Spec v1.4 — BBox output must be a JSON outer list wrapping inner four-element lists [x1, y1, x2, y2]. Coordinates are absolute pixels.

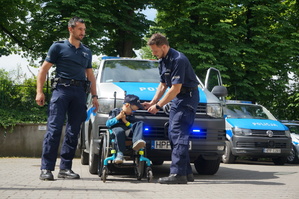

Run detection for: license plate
[[263, 148, 281, 153], [151, 140, 192, 150]]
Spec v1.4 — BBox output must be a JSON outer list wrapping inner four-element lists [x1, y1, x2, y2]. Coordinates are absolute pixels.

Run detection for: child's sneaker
[[132, 140, 146, 151], [114, 152, 124, 164]]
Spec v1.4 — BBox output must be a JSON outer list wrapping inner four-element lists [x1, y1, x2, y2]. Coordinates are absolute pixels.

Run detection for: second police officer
[[144, 33, 199, 184]]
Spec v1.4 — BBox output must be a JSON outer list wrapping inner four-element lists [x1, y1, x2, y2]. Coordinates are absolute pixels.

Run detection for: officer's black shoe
[[57, 169, 80, 179], [158, 174, 187, 184], [187, 173, 194, 182], [40, 169, 54, 181]]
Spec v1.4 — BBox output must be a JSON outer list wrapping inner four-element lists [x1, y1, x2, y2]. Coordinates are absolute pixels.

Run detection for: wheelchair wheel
[[135, 155, 145, 181], [101, 166, 108, 183], [99, 133, 109, 177], [146, 167, 153, 182], [96, 135, 103, 177]]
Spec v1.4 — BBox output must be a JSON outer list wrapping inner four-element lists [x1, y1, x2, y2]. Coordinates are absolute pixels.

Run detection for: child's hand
[[120, 111, 126, 118], [116, 111, 126, 120], [120, 111, 126, 119]]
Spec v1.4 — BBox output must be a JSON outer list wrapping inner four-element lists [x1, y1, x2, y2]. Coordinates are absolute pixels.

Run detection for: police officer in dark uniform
[[144, 33, 199, 184], [35, 17, 99, 181]]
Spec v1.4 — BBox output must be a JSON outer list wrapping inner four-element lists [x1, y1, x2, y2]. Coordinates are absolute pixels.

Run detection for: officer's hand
[[92, 98, 99, 112], [147, 105, 159, 115], [142, 102, 152, 110], [35, 92, 45, 106]]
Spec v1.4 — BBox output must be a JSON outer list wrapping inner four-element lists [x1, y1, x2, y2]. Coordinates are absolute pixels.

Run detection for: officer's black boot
[[58, 169, 80, 179], [40, 169, 54, 181], [158, 174, 187, 184]]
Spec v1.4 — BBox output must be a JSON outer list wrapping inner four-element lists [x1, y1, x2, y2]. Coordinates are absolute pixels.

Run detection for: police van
[[222, 100, 292, 165], [79, 57, 228, 175]]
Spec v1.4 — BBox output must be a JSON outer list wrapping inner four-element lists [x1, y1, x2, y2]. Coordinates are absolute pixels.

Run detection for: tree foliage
[[1, 0, 155, 62], [152, 0, 299, 120], [0, 0, 41, 57], [0, 69, 48, 129]]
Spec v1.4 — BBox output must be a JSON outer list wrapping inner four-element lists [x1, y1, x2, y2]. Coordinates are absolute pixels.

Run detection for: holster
[[50, 78, 59, 91], [84, 80, 91, 94]]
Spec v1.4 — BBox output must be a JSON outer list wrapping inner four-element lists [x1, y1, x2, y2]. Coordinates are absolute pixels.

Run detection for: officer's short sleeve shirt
[[45, 40, 92, 81], [159, 48, 199, 88]]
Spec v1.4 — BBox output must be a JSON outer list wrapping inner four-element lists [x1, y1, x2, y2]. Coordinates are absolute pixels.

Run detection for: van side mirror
[[211, 85, 228, 98]]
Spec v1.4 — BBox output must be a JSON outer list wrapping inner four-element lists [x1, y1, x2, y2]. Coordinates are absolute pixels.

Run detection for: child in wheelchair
[[106, 94, 146, 164]]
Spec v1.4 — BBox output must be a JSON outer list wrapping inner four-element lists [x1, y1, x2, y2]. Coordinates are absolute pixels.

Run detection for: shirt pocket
[[81, 52, 90, 68], [163, 69, 172, 87]]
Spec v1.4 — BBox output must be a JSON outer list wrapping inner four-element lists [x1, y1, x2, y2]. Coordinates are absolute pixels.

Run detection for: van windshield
[[101, 60, 160, 83], [285, 125, 299, 135], [224, 104, 276, 120]]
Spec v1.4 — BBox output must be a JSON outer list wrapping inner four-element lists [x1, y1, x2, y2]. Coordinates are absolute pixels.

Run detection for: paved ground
[[0, 157, 298, 199]]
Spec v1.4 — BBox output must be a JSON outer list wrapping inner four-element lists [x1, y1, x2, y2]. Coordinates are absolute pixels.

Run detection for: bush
[[0, 69, 49, 130]]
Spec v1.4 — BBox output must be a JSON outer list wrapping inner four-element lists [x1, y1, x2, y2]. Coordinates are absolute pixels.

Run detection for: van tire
[[272, 156, 287, 165], [152, 160, 164, 165], [89, 137, 99, 174], [222, 141, 236, 164], [194, 156, 221, 175], [81, 150, 89, 165], [287, 146, 299, 164]]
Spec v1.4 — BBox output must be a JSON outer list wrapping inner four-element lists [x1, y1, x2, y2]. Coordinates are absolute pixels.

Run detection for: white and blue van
[[280, 121, 299, 164], [223, 100, 292, 165], [80, 57, 228, 175]]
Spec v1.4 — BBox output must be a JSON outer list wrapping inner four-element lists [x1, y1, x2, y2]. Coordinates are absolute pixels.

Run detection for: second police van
[[222, 100, 292, 165]]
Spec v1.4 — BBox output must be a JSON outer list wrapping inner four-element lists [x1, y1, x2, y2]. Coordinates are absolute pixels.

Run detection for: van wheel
[[152, 160, 164, 165], [89, 137, 99, 174], [194, 156, 221, 175], [272, 156, 287, 165], [81, 149, 89, 165], [287, 146, 299, 164], [222, 141, 236, 164]]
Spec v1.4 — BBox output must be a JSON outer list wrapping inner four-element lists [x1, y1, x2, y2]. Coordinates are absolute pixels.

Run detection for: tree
[[0, 0, 155, 61], [98, 0, 155, 57], [0, 0, 41, 57], [152, 0, 299, 119]]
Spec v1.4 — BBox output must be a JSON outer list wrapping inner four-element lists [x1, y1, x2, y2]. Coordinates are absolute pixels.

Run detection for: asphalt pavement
[[0, 157, 298, 199]]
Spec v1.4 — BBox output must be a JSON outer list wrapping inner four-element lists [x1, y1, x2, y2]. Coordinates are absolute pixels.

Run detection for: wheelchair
[[98, 129, 153, 183]]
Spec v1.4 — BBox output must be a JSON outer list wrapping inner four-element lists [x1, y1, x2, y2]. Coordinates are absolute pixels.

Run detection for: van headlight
[[98, 98, 123, 113], [233, 127, 253, 136], [206, 103, 222, 118], [285, 130, 291, 138]]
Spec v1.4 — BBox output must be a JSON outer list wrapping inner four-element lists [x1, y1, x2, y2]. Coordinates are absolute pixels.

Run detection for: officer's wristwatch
[[92, 95, 98, 99], [155, 104, 162, 110]]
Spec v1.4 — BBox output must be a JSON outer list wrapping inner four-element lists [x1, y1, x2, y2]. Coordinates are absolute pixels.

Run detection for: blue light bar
[[143, 127, 151, 135], [192, 129, 201, 133], [101, 56, 120, 60], [226, 100, 252, 104]]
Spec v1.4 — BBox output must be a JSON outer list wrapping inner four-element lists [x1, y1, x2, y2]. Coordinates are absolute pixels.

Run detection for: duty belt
[[56, 78, 85, 87], [180, 86, 198, 94]]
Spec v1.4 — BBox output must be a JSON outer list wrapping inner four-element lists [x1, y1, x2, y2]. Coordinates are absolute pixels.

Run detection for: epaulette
[[82, 44, 90, 49], [54, 40, 65, 43]]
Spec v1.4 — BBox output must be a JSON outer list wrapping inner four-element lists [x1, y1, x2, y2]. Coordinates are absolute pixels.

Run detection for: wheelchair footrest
[[113, 163, 137, 168]]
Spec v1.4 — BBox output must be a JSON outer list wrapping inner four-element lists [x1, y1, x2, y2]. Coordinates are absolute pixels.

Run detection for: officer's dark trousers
[[41, 85, 87, 171], [168, 89, 199, 176], [112, 121, 144, 153]]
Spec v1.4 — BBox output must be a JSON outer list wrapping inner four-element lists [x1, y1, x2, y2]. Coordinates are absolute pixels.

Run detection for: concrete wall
[[0, 124, 79, 157]]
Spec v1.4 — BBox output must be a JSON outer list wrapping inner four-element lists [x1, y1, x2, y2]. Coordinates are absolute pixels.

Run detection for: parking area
[[0, 158, 298, 199]]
